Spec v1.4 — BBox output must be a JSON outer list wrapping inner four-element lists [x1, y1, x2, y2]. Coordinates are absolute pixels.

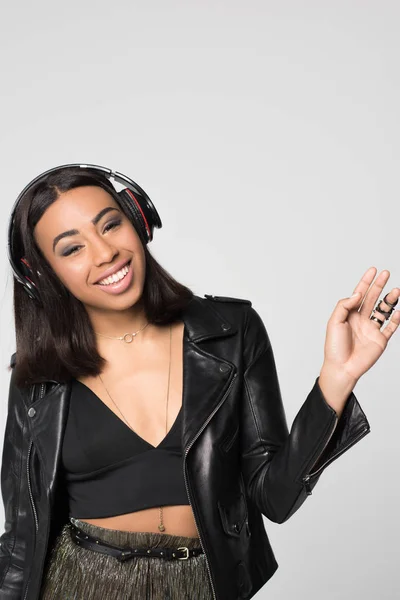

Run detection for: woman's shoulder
[[201, 294, 255, 334]]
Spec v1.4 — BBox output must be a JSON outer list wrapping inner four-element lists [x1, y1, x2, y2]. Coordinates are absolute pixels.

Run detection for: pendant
[[158, 524, 166, 532], [123, 333, 136, 343]]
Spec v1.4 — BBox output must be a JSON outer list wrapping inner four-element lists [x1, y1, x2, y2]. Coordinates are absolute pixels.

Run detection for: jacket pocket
[[220, 422, 239, 454], [217, 489, 248, 537]]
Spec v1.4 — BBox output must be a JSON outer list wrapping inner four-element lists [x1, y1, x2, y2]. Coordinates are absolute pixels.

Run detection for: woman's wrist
[[318, 363, 358, 419]]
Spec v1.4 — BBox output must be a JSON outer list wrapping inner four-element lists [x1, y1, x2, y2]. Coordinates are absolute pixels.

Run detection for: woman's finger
[[350, 266, 378, 306], [328, 266, 378, 327], [358, 269, 391, 317], [329, 292, 363, 327], [381, 310, 400, 341]]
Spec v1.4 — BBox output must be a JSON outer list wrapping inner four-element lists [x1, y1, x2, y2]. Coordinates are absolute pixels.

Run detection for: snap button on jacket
[[0, 295, 371, 600]]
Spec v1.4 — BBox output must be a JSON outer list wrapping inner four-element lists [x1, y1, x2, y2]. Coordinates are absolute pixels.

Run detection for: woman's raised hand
[[322, 266, 400, 384]]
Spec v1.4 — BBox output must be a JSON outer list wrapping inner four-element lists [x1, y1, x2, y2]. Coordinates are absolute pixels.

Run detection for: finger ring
[[369, 292, 398, 325], [382, 292, 398, 309], [372, 304, 392, 319], [370, 315, 385, 327]]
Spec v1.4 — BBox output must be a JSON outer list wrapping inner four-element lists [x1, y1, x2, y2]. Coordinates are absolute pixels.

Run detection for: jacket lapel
[[24, 295, 238, 488], [180, 296, 238, 450]]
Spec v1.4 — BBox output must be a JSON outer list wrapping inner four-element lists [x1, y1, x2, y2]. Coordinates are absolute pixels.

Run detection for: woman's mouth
[[95, 260, 134, 295]]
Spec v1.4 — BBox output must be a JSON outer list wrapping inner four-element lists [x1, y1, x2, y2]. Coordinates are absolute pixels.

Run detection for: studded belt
[[69, 522, 204, 561]]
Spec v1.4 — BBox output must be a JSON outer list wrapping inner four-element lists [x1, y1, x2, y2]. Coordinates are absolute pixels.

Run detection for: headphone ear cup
[[117, 188, 150, 244], [20, 257, 35, 282], [117, 187, 162, 244], [18, 258, 41, 302]]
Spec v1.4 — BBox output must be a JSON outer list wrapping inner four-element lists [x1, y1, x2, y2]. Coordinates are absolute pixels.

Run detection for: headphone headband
[[7, 162, 162, 304]]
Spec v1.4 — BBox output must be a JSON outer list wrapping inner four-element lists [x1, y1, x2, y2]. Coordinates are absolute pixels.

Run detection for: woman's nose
[[91, 236, 118, 265]]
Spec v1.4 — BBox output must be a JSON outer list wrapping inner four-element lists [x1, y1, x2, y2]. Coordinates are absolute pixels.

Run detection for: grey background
[[1, 1, 399, 598]]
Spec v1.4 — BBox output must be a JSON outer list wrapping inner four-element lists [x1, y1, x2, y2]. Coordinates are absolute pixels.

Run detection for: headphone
[[7, 163, 162, 304]]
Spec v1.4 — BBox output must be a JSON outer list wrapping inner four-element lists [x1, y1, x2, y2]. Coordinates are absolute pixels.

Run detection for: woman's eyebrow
[[52, 207, 121, 252]]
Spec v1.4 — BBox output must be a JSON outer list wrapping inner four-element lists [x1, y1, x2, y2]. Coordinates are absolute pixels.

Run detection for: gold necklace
[[94, 321, 150, 343], [97, 323, 172, 533]]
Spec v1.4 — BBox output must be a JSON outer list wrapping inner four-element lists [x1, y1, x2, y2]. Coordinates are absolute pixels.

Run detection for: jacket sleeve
[[240, 305, 371, 524], [0, 354, 29, 598]]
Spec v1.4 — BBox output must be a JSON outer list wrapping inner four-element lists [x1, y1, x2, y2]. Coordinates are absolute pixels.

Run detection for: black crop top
[[61, 378, 190, 519]]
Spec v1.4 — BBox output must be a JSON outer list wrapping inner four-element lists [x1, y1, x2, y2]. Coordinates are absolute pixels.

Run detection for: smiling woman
[[5, 165, 395, 600], [8, 167, 194, 387], [29, 181, 199, 540], [33, 185, 147, 312], [3, 165, 215, 600]]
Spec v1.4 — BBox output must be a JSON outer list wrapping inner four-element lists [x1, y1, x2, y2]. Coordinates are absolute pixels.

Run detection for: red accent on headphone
[[21, 257, 31, 268], [124, 188, 151, 240]]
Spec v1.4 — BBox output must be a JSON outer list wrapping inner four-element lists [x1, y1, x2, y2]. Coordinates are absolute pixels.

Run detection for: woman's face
[[33, 185, 146, 314]]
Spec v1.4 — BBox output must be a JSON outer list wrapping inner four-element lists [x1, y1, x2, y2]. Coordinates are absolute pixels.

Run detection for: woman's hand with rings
[[322, 266, 400, 385]]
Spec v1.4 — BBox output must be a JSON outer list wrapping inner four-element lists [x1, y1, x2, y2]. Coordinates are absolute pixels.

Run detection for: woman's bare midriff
[[77, 320, 199, 539], [79, 506, 199, 537]]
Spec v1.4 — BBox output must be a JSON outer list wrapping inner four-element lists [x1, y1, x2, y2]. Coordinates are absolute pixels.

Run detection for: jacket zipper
[[302, 422, 370, 495], [23, 382, 45, 600], [183, 371, 237, 600], [26, 441, 40, 532], [304, 415, 338, 485]]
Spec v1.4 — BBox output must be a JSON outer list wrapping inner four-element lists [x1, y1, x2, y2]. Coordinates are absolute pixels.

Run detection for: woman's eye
[[62, 246, 80, 257], [61, 220, 122, 257], [103, 219, 121, 233]]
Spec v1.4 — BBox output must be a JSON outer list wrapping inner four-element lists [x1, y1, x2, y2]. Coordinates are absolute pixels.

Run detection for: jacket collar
[[25, 295, 240, 486], [180, 295, 239, 449], [183, 294, 237, 341]]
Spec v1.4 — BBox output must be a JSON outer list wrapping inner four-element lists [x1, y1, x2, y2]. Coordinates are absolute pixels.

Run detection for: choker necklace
[[94, 321, 150, 343]]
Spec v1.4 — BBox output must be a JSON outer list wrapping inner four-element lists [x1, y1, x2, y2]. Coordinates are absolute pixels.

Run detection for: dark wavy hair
[[8, 167, 194, 389]]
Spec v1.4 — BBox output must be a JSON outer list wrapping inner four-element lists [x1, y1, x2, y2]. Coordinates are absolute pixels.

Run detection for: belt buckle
[[177, 546, 189, 560]]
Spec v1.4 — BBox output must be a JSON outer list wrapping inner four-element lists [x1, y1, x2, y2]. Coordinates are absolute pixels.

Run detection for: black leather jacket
[[0, 294, 371, 600]]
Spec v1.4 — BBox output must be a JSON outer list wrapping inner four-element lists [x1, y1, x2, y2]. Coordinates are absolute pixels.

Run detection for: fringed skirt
[[39, 517, 214, 600]]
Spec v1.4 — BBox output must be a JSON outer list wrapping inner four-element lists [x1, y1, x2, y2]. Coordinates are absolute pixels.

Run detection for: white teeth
[[98, 263, 130, 286]]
